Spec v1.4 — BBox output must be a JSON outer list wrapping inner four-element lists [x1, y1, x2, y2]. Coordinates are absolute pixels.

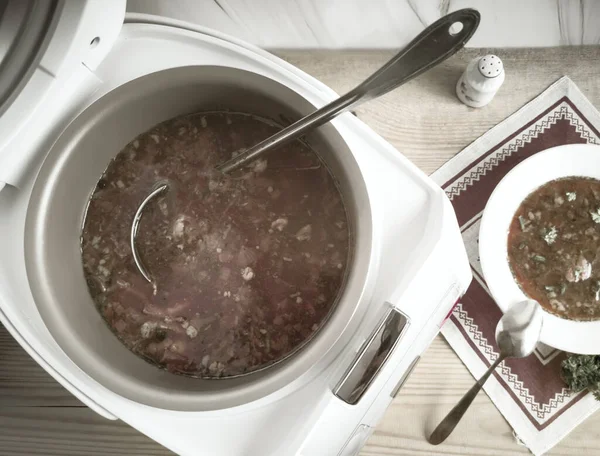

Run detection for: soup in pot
[[81, 111, 350, 378], [507, 176, 600, 321]]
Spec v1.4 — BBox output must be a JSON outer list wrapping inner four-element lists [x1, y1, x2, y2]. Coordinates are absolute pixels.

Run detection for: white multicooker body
[[0, 2, 471, 455]]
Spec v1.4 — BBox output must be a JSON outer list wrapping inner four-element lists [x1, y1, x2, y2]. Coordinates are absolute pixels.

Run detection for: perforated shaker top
[[477, 54, 503, 78]]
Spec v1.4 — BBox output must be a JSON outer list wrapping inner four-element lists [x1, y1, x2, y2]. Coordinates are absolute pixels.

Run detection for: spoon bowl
[[496, 299, 544, 358]]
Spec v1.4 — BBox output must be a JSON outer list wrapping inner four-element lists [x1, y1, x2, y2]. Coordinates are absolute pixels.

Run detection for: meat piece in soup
[[80, 112, 351, 378], [507, 176, 600, 320]]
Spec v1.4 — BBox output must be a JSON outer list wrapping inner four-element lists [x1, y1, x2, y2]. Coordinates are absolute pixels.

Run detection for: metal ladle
[[130, 183, 169, 283], [130, 8, 480, 284], [428, 299, 544, 445], [216, 8, 480, 174]]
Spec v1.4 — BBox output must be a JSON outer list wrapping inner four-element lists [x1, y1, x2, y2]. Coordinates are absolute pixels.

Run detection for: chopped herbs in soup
[[507, 177, 600, 321], [81, 112, 350, 378]]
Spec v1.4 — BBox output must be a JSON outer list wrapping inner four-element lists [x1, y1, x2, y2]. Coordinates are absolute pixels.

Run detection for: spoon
[[428, 299, 543, 445], [216, 8, 480, 174]]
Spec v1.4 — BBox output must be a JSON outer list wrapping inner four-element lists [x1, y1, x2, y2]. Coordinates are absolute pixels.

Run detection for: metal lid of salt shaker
[[456, 54, 505, 108]]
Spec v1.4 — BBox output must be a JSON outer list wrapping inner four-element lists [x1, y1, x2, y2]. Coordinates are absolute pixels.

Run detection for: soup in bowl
[[480, 144, 600, 354]]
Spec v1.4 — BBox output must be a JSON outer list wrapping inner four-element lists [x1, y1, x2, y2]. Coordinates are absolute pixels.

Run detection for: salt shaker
[[456, 54, 505, 108]]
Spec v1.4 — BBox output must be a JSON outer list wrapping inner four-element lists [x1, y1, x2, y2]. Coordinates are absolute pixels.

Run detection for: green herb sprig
[[561, 354, 600, 400]]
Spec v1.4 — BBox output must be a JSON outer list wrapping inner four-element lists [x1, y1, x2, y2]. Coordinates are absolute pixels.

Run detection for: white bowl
[[479, 144, 600, 354]]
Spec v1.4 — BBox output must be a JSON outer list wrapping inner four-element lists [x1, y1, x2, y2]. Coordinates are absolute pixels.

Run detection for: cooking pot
[[24, 65, 373, 411]]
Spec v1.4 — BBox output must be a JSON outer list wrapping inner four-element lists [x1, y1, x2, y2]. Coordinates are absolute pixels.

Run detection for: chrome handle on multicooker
[[334, 307, 409, 405]]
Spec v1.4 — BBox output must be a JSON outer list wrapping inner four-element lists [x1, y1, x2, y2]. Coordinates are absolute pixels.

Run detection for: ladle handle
[[216, 8, 480, 174], [428, 354, 506, 446]]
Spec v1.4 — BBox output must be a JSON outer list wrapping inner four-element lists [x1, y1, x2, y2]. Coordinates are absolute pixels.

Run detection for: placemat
[[432, 76, 600, 456]]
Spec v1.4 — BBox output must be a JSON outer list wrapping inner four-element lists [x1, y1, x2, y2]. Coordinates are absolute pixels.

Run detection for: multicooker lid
[[0, 0, 125, 185]]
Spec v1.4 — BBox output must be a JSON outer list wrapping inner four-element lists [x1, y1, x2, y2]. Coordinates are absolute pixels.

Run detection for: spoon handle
[[428, 354, 506, 446], [216, 8, 480, 174]]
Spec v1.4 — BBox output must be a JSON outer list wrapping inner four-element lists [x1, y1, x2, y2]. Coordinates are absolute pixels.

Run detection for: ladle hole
[[449, 22, 464, 36]]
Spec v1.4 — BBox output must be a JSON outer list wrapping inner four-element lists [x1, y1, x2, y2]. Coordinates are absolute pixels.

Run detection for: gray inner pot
[[25, 66, 372, 411]]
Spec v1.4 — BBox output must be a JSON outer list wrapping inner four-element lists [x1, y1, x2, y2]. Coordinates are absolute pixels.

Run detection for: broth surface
[[81, 112, 350, 377], [507, 176, 600, 320]]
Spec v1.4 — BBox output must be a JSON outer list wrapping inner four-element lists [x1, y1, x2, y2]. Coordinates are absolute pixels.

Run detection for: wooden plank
[[0, 324, 82, 407], [1, 47, 599, 455], [0, 408, 172, 455], [280, 47, 600, 175]]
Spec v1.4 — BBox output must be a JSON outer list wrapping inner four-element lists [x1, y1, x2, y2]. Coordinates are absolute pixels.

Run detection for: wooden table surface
[[3, 47, 600, 456]]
